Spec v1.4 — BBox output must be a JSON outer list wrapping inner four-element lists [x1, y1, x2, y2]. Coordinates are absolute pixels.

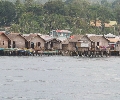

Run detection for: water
[[0, 56, 120, 100]]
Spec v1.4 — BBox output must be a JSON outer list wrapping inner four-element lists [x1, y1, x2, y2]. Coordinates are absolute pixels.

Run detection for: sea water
[[0, 56, 120, 100]]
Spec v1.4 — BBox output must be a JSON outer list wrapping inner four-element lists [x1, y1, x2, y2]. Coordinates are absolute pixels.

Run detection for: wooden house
[[107, 37, 120, 51], [78, 35, 92, 51], [7, 33, 28, 49], [62, 35, 83, 51], [45, 38, 62, 50], [62, 39, 69, 51], [24, 34, 45, 50], [0, 32, 11, 48], [88, 35, 109, 51]]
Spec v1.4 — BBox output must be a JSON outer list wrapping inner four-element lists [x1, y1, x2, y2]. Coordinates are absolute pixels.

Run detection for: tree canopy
[[0, 0, 120, 35]]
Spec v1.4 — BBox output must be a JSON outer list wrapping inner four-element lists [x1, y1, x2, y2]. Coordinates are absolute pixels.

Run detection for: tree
[[115, 7, 120, 24], [101, 0, 108, 5], [98, 6, 113, 33], [15, 0, 21, 6], [43, 0, 65, 15], [113, 0, 120, 24], [10, 23, 20, 33], [0, 0, 119, 34], [15, 0, 26, 24], [0, 1, 16, 26], [19, 12, 40, 34], [26, 4, 44, 16], [24, 0, 34, 7]]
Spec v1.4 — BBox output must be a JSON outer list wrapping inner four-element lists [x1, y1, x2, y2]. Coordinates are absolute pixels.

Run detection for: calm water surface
[[0, 56, 120, 100]]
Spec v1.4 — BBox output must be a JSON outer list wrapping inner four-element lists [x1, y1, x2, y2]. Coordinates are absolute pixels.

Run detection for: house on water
[[87, 35, 109, 51], [0, 32, 11, 48], [79, 35, 92, 51], [62, 35, 84, 51], [24, 33, 45, 50], [7, 33, 28, 49]]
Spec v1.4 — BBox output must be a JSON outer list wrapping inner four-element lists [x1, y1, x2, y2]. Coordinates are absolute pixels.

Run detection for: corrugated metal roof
[[107, 38, 120, 43], [104, 33, 116, 38], [109, 21, 117, 26], [55, 30, 72, 33]]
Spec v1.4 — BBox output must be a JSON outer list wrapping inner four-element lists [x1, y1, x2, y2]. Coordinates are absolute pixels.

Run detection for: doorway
[[31, 42, 34, 49], [13, 41, 16, 48]]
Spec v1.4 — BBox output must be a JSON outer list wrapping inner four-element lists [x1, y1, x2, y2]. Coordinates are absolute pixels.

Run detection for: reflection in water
[[0, 56, 120, 100]]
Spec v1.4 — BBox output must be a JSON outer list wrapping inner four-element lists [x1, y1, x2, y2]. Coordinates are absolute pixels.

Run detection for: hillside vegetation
[[0, 0, 120, 35], [3, 0, 115, 4]]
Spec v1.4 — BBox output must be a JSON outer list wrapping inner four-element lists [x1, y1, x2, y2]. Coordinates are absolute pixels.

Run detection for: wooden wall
[[0, 34, 9, 48]]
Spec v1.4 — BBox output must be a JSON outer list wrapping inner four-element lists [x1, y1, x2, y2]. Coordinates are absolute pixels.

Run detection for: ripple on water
[[0, 56, 120, 100]]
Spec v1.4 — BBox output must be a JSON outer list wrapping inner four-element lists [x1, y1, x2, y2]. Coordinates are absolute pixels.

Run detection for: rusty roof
[[62, 35, 84, 44], [69, 35, 84, 42], [56, 30, 72, 33], [24, 33, 45, 41], [88, 35, 108, 42], [7, 33, 26, 40]]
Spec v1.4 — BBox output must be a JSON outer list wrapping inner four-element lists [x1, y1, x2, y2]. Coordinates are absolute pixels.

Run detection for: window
[[97, 42, 99, 46], [91, 42, 94, 45], [13, 41, 16, 48], [38, 42, 41, 46], [3, 41, 4, 45], [31, 42, 34, 49], [13, 41, 15, 44]]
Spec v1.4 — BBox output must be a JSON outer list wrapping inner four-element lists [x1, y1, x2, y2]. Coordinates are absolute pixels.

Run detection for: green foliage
[[10, 23, 20, 33], [26, 5, 44, 16], [43, 0, 65, 15], [0, 0, 120, 35], [0, 1, 16, 26], [113, 2, 120, 24]]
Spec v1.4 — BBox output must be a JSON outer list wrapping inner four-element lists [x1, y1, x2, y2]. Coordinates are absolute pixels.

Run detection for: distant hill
[[89, 0, 115, 3], [2, 0, 49, 4], [2, 0, 48, 4], [3, 0, 115, 4]]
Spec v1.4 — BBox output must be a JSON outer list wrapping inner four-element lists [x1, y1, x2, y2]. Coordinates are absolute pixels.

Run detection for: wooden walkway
[[0, 48, 62, 56], [0, 48, 120, 57], [61, 50, 120, 57]]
